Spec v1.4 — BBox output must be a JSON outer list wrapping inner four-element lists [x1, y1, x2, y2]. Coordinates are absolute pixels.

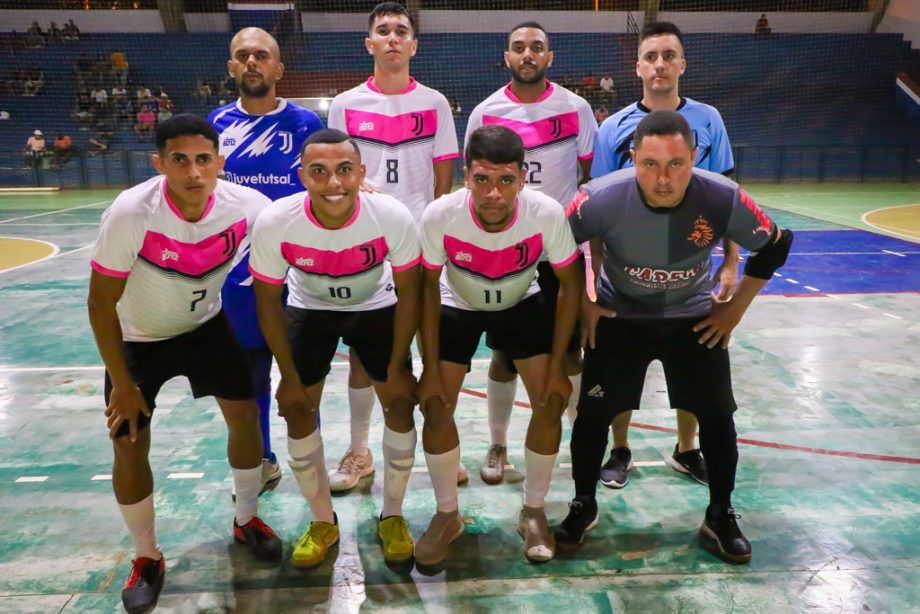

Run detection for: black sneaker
[[700, 507, 752, 564], [599, 447, 633, 488], [121, 555, 165, 614], [554, 497, 598, 546], [234, 516, 283, 562], [669, 444, 708, 485]]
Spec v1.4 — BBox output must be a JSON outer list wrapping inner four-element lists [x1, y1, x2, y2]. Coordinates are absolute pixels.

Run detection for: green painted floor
[[0, 186, 918, 613]]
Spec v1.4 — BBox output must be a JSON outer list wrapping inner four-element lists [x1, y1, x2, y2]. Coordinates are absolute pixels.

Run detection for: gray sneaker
[[480, 444, 507, 485], [599, 447, 633, 489]]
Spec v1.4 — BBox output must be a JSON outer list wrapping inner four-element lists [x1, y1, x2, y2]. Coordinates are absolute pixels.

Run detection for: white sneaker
[[231, 458, 282, 501], [329, 448, 375, 492]]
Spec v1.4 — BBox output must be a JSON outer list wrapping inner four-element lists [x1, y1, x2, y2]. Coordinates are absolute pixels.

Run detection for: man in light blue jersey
[[209, 27, 324, 496], [590, 21, 739, 491]]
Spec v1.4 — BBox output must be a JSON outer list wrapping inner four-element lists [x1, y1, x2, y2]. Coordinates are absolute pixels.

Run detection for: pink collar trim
[[366, 76, 417, 95], [467, 191, 518, 232], [504, 80, 554, 104], [304, 194, 361, 230], [162, 179, 215, 223]]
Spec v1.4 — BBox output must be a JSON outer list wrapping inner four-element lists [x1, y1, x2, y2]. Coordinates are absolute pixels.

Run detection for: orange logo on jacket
[[687, 215, 714, 248]]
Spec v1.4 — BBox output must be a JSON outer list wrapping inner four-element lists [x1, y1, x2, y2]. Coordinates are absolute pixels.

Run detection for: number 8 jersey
[[248, 191, 420, 311], [90, 176, 270, 341]]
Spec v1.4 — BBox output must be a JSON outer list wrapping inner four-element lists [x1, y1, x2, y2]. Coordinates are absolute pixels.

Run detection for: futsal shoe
[[554, 497, 598, 547], [599, 446, 633, 488], [415, 509, 465, 566], [291, 515, 340, 568], [233, 516, 283, 562], [377, 515, 414, 564], [457, 461, 469, 485], [231, 458, 283, 502], [517, 506, 555, 562], [669, 445, 708, 485], [480, 444, 508, 485], [329, 448, 375, 492], [699, 506, 752, 564], [121, 555, 165, 614]]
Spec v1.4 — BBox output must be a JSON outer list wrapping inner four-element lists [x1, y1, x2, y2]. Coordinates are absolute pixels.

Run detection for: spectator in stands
[[156, 105, 174, 125], [158, 93, 174, 112], [0, 110, 10, 121], [25, 129, 46, 168], [450, 97, 462, 115], [156, 83, 169, 99], [88, 127, 111, 156], [594, 106, 610, 125], [48, 22, 61, 41], [23, 76, 39, 97], [112, 84, 128, 101], [755, 14, 772, 36], [218, 76, 236, 101], [136, 84, 153, 102], [111, 50, 129, 85], [62, 20, 80, 42], [193, 79, 213, 102], [599, 73, 613, 94], [26, 23, 43, 49], [599, 72, 617, 107], [134, 106, 156, 139], [582, 73, 599, 93], [53, 132, 74, 168], [91, 86, 109, 111]]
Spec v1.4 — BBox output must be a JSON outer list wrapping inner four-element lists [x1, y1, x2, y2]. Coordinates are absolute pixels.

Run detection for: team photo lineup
[[83, 3, 798, 611]]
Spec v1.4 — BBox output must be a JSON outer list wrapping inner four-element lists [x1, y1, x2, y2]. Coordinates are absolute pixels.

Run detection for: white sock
[[348, 386, 376, 453], [425, 446, 460, 513], [487, 378, 516, 447], [231, 465, 261, 525], [381, 426, 417, 518], [566, 373, 581, 427], [118, 494, 159, 560], [522, 447, 557, 509], [288, 431, 335, 523]]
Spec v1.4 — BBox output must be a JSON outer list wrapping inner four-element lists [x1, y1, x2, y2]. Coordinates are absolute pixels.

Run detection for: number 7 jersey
[[90, 176, 270, 341]]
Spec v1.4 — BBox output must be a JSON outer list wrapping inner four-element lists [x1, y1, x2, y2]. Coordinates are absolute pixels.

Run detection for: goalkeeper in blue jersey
[[590, 21, 741, 492], [209, 27, 324, 496]]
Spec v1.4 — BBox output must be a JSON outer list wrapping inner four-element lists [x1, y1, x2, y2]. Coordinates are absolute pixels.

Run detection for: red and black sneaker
[[233, 516, 282, 562], [121, 556, 165, 614]]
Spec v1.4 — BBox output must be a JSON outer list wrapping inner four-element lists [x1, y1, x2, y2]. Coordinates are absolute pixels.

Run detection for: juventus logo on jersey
[[411, 113, 424, 136], [359, 243, 377, 267], [220, 228, 238, 256], [279, 131, 293, 155], [549, 117, 562, 139], [514, 242, 530, 268]]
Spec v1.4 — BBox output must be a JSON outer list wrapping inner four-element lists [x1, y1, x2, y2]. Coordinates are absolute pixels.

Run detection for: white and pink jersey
[[327, 77, 459, 220], [465, 81, 596, 206], [249, 191, 420, 312], [420, 187, 578, 311], [91, 176, 269, 342]]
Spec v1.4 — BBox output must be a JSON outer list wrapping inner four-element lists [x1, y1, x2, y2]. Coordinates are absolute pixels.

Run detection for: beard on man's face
[[239, 77, 272, 98]]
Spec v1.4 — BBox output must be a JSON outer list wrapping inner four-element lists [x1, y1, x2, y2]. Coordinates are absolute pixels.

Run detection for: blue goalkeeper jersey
[[209, 98, 323, 348], [591, 97, 734, 178]]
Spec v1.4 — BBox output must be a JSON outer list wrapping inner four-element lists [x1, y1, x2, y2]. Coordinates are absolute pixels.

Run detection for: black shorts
[[105, 312, 254, 438], [488, 258, 583, 372], [287, 304, 396, 386], [578, 317, 737, 417], [440, 293, 553, 366]]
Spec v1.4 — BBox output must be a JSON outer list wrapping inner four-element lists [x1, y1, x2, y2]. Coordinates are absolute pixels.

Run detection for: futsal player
[[591, 21, 740, 489], [87, 116, 282, 614], [250, 129, 422, 567], [209, 27, 324, 497], [415, 125, 583, 565], [325, 1, 460, 492], [465, 21, 596, 485], [557, 110, 793, 564]]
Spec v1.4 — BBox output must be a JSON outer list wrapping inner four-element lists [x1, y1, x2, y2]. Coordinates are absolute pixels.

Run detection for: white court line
[[786, 279, 799, 284], [15, 476, 49, 483], [0, 242, 95, 277], [0, 200, 111, 225], [789, 251, 920, 256], [91, 474, 112, 481], [851, 303, 870, 310], [0, 236, 60, 275], [167, 472, 204, 479], [882, 250, 906, 257], [882, 313, 904, 320], [774, 273, 783, 277], [804, 286, 821, 292], [860, 205, 920, 244]]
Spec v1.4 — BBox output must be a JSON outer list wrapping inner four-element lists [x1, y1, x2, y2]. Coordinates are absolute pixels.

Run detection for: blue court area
[[750, 228, 919, 296]]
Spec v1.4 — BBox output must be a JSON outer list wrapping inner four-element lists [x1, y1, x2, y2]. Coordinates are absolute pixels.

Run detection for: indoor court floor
[[0, 183, 918, 613]]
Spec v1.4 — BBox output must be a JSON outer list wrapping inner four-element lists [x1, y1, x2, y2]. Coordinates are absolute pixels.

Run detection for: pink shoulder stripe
[[249, 266, 285, 285], [432, 153, 459, 163], [551, 250, 580, 269], [392, 255, 422, 272], [91, 260, 130, 278]]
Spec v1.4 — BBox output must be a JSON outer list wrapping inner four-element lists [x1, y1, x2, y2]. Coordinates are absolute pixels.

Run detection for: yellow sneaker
[[377, 515, 414, 563], [291, 515, 339, 568]]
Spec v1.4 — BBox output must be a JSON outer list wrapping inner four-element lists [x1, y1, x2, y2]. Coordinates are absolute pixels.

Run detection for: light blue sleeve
[[590, 119, 616, 179], [707, 108, 734, 175]]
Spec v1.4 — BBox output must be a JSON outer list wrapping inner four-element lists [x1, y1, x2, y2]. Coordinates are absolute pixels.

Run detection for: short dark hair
[[465, 125, 525, 169], [301, 128, 360, 157], [368, 2, 416, 35], [639, 21, 684, 47], [155, 114, 218, 152], [508, 21, 549, 48], [633, 110, 694, 151]]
